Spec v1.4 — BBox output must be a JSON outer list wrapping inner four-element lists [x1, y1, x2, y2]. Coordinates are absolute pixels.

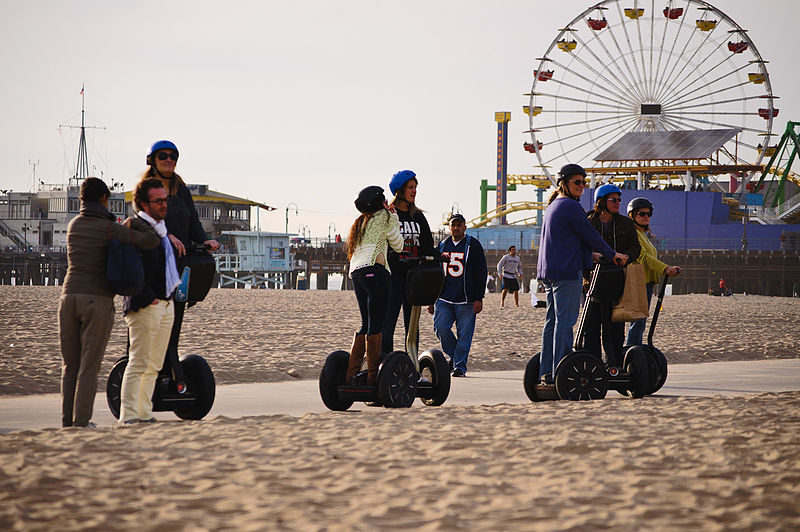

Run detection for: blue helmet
[[594, 183, 622, 203], [389, 170, 417, 196], [146, 140, 179, 165]]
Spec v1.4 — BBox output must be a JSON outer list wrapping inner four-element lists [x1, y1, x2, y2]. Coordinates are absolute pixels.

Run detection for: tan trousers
[[120, 300, 174, 422], [58, 293, 115, 427]]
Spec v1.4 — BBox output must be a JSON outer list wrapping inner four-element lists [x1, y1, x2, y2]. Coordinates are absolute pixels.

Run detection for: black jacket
[[587, 211, 641, 262], [387, 207, 436, 277], [123, 216, 172, 315], [165, 182, 208, 249]]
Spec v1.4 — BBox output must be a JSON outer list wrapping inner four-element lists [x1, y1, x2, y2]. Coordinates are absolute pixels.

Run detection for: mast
[[59, 84, 105, 189]]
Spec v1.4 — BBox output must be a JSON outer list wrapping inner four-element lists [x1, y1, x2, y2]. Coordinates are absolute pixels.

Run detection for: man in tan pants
[[119, 179, 181, 424]]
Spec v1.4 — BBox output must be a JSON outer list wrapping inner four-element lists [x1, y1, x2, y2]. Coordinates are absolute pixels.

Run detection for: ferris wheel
[[525, 0, 778, 183]]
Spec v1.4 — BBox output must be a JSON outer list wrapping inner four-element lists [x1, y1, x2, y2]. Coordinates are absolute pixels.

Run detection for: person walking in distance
[[497, 245, 523, 307], [427, 214, 487, 377], [118, 178, 181, 424]]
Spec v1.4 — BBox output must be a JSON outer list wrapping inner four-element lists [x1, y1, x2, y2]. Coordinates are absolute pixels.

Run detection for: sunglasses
[[156, 151, 178, 161], [635, 211, 652, 217], [146, 198, 168, 205], [570, 179, 586, 186], [606, 197, 622, 203]]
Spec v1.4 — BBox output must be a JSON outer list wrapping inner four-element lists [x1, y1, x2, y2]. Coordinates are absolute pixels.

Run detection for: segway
[[319, 256, 451, 410], [106, 245, 217, 420], [619, 272, 673, 396], [523, 261, 651, 401]]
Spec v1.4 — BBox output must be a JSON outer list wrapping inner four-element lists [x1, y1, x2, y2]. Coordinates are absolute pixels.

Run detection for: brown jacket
[[61, 201, 160, 297]]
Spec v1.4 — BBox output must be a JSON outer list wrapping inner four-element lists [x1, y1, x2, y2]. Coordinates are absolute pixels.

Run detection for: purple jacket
[[537, 197, 616, 280]]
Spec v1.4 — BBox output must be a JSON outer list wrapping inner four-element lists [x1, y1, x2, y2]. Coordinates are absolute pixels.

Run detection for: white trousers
[[120, 300, 174, 422]]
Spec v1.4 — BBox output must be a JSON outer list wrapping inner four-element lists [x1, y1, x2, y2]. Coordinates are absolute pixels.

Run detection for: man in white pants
[[118, 178, 181, 424]]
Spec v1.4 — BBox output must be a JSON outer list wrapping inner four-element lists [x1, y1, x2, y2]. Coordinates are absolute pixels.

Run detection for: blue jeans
[[539, 275, 582, 379], [351, 265, 390, 335], [626, 281, 655, 345], [433, 301, 476, 373]]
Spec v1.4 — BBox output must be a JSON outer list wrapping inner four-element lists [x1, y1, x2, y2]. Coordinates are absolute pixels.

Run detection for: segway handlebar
[[189, 243, 212, 252], [399, 254, 450, 264], [647, 272, 675, 347]]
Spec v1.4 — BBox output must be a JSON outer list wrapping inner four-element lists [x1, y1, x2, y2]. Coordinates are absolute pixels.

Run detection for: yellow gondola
[[748, 73, 766, 84], [523, 106, 543, 117], [624, 8, 644, 19], [696, 19, 717, 31], [557, 40, 577, 52]]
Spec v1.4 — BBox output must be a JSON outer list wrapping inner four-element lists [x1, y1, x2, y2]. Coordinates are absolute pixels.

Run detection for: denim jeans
[[626, 281, 655, 345], [539, 274, 582, 379], [433, 300, 476, 373], [351, 265, 390, 335]]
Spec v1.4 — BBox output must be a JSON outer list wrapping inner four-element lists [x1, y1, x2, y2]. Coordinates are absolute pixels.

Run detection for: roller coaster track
[[468, 201, 546, 228]]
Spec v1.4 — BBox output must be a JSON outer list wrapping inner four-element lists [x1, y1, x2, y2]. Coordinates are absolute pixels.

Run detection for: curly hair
[[133, 178, 165, 211]]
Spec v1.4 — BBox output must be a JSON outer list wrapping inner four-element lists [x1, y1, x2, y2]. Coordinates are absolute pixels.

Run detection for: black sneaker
[[452, 369, 466, 377], [539, 373, 553, 385]]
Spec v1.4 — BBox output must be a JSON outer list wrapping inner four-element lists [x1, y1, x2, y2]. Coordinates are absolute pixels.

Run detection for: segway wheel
[[623, 348, 651, 399], [106, 356, 128, 420], [648, 347, 668, 394], [378, 352, 418, 408], [418, 349, 451, 406], [319, 350, 354, 411], [555, 351, 608, 401], [174, 354, 216, 420], [523, 353, 542, 402]]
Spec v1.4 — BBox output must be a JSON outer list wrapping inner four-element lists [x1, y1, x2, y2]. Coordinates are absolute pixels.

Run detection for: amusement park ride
[[470, 0, 799, 230]]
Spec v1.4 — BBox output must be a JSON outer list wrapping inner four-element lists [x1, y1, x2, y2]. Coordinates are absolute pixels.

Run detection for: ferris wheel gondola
[[526, 0, 777, 184]]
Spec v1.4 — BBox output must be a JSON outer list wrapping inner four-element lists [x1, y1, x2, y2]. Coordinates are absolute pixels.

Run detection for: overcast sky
[[1, 0, 797, 238]]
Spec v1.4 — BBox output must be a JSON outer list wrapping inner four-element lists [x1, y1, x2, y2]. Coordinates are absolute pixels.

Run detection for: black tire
[[649, 348, 668, 394], [418, 349, 451, 406], [378, 352, 418, 408], [319, 350, 354, 411], [555, 351, 608, 401], [174, 354, 216, 420], [106, 356, 128, 420], [623, 348, 651, 399], [523, 353, 542, 402]]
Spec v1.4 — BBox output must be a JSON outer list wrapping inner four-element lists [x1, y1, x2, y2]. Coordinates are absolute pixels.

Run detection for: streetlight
[[285, 202, 298, 235], [298, 224, 310, 240], [328, 222, 336, 241]]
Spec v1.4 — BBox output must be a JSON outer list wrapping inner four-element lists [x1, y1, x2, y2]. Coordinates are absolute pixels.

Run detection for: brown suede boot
[[345, 333, 366, 383], [366, 333, 382, 387]]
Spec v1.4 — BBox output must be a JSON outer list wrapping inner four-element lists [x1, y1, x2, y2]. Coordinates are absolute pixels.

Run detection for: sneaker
[[120, 419, 139, 425], [139, 418, 157, 424], [539, 373, 553, 385], [452, 369, 466, 377]]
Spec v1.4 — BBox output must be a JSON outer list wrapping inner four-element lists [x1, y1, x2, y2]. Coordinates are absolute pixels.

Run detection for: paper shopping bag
[[612, 263, 649, 322]]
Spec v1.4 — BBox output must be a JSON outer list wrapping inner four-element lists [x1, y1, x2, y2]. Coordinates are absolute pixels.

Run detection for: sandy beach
[[1, 286, 800, 529], [0, 392, 797, 530], [1, 286, 799, 395]]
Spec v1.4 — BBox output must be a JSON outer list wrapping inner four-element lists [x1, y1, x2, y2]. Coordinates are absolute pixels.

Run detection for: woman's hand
[[665, 265, 681, 276], [592, 252, 602, 263], [203, 239, 221, 251], [168, 234, 186, 257], [613, 252, 628, 266]]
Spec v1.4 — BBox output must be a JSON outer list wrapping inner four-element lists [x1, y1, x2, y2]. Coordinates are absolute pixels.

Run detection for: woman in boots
[[346, 186, 404, 386]]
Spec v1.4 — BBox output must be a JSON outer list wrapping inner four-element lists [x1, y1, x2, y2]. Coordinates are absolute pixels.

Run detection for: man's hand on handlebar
[[613, 252, 628, 266]]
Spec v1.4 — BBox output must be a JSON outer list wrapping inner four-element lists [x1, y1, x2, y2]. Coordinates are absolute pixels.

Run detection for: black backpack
[[106, 224, 145, 296]]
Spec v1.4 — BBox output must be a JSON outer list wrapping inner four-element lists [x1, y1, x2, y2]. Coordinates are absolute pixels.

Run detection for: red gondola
[[523, 141, 543, 153], [728, 41, 748, 53], [534, 70, 554, 81], [663, 7, 683, 19], [587, 18, 608, 30], [758, 108, 779, 119]]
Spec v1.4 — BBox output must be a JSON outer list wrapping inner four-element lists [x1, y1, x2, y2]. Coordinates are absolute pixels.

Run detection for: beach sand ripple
[[0, 391, 798, 530]]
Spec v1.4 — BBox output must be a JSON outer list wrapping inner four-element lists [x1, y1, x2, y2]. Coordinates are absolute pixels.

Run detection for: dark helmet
[[557, 163, 586, 183], [389, 170, 417, 195], [355, 186, 386, 214], [627, 197, 654, 216], [146, 140, 179, 165]]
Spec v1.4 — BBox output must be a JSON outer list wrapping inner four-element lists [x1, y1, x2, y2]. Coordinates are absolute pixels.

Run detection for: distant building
[[1, 183, 273, 252]]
